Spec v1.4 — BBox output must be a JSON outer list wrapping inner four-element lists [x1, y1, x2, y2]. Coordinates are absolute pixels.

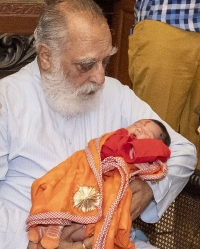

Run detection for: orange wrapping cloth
[[26, 131, 168, 249]]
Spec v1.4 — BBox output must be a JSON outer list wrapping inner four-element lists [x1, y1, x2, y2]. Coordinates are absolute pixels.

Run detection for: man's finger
[[60, 223, 84, 240]]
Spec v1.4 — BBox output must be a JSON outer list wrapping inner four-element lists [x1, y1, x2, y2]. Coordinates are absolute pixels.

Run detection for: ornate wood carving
[[190, 169, 200, 188], [190, 174, 200, 187], [0, 33, 36, 70], [0, 3, 44, 16]]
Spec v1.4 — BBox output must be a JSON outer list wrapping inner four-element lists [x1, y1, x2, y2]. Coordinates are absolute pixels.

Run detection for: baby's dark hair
[[150, 119, 171, 147]]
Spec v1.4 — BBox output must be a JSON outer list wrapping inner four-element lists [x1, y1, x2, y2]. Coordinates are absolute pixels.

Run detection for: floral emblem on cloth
[[73, 186, 101, 212]]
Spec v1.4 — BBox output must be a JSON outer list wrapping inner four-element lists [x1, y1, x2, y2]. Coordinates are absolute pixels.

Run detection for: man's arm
[[118, 83, 197, 222], [129, 179, 153, 220], [143, 131, 197, 223]]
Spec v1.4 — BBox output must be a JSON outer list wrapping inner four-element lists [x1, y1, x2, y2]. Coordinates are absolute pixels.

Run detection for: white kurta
[[0, 59, 197, 248]]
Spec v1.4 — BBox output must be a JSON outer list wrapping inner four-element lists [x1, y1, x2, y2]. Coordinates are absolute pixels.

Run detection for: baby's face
[[127, 119, 163, 139]]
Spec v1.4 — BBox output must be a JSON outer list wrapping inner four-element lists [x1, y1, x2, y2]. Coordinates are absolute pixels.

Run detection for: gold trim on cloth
[[73, 186, 101, 212]]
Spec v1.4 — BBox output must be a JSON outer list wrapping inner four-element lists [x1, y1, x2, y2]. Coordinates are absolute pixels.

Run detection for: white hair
[[34, 0, 107, 58]]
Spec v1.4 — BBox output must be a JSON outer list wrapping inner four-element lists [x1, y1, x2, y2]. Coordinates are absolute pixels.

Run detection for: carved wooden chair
[[0, 33, 36, 79], [0, 1, 43, 80]]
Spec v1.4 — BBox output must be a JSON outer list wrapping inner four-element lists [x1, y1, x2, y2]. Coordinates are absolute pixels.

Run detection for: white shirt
[[0, 58, 197, 248]]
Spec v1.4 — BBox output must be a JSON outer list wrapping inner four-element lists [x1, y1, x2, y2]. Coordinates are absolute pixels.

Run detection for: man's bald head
[[34, 0, 108, 54]]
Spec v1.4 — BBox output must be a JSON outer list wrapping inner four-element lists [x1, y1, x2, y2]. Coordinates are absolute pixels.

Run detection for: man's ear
[[38, 44, 51, 71]]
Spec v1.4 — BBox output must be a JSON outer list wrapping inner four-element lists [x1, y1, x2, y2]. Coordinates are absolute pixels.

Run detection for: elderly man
[[0, 0, 197, 249]]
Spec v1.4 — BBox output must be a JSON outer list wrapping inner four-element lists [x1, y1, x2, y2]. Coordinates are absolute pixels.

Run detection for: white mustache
[[77, 82, 102, 97]]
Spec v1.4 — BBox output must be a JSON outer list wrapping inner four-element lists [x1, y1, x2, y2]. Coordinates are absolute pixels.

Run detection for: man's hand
[[129, 178, 153, 220], [59, 224, 93, 249], [27, 223, 93, 249]]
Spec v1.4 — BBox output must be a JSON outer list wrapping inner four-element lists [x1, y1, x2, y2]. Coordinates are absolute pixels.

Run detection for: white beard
[[41, 65, 103, 118]]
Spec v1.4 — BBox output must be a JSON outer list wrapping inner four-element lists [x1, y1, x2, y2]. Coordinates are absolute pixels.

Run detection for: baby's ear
[[38, 44, 52, 71]]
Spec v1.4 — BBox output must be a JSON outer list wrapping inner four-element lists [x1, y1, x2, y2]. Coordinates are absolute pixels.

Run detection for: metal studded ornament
[[73, 186, 101, 213]]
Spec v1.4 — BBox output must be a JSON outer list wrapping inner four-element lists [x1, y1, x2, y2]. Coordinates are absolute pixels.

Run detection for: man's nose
[[89, 63, 105, 85]]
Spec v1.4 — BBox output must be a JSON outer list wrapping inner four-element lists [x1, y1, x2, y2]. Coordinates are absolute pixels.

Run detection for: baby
[[26, 119, 171, 249]]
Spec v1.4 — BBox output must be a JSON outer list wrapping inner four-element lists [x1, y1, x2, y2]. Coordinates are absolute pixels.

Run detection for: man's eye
[[102, 56, 110, 69], [77, 63, 95, 73]]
